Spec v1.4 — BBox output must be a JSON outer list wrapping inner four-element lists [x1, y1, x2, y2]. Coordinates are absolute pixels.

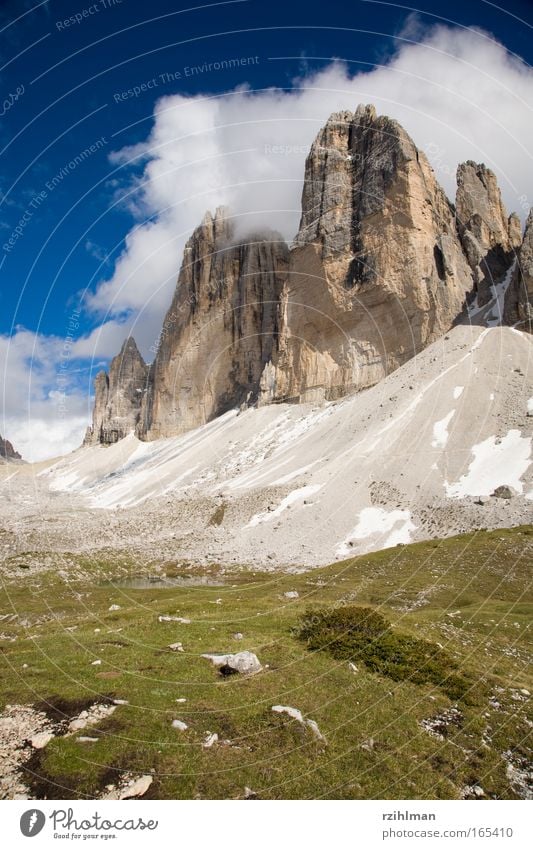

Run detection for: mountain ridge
[[41, 324, 532, 567], [82, 104, 532, 448]]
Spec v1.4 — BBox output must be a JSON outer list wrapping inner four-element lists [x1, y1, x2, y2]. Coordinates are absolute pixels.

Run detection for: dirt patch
[[23, 749, 85, 800], [209, 503, 226, 526], [33, 695, 114, 727]]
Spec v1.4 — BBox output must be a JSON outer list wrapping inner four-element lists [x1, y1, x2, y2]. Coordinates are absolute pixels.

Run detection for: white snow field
[[2, 325, 532, 567]]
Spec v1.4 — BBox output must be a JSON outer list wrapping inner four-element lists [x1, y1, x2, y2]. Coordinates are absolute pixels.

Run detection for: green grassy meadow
[[0, 526, 531, 799]]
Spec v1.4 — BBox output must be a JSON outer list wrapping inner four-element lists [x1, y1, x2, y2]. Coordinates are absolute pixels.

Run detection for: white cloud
[[0, 329, 91, 462], [87, 22, 533, 363], [70, 320, 132, 360]]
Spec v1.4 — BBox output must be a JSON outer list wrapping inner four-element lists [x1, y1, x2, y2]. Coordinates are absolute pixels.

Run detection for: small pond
[[102, 575, 225, 589]]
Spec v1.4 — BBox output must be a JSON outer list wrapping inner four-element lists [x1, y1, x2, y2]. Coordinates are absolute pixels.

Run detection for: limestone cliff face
[[87, 104, 525, 445], [0, 434, 22, 461], [262, 105, 475, 403], [504, 210, 533, 331], [84, 337, 150, 445], [456, 161, 521, 307], [137, 209, 289, 439]]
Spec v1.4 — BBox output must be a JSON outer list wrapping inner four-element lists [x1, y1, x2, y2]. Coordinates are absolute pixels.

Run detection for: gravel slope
[[1, 325, 531, 568]]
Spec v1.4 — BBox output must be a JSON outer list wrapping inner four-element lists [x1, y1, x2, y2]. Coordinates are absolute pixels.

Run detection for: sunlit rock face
[[84, 337, 150, 445], [505, 210, 533, 332], [263, 105, 475, 404], [88, 105, 527, 445], [456, 160, 521, 308], [137, 208, 289, 439]]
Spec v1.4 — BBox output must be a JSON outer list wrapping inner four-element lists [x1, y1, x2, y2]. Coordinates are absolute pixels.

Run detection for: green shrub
[[295, 605, 473, 702]]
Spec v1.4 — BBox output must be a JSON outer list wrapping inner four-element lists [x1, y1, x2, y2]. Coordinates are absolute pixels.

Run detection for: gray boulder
[[202, 650, 262, 676]]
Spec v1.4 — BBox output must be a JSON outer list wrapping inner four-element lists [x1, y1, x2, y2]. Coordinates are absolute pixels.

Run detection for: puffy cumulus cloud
[[0, 328, 91, 462], [0, 317, 155, 462], [86, 22, 533, 360], [4, 408, 89, 464], [70, 319, 132, 360]]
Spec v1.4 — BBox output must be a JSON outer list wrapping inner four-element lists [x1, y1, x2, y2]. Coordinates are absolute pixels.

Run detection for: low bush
[[295, 605, 473, 702]]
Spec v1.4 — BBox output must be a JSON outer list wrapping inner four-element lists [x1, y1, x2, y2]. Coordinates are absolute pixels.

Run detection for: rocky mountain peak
[[269, 103, 474, 404], [456, 161, 521, 306], [84, 335, 150, 445], [85, 104, 528, 447], [0, 434, 22, 462], [135, 207, 289, 440], [505, 209, 533, 330]]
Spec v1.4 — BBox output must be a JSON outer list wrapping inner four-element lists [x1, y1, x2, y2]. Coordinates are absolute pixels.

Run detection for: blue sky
[[1, 0, 532, 459]]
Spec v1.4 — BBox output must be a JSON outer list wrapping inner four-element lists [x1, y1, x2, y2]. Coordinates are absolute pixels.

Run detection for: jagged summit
[[505, 209, 533, 331], [0, 434, 22, 462], [84, 335, 150, 445], [87, 104, 527, 447], [137, 209, 289, 440], [456, 161, 522, 307]]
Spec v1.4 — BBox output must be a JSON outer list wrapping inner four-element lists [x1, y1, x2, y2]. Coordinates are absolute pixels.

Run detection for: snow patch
[[431, 410, 455, 448], [247, 485, 322, 527], [336, 507, 416, 557], [445, 430, 531, 498], [453, 386, 464, 400]]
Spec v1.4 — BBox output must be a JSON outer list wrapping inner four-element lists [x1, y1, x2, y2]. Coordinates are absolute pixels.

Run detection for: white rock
[[91, 660, 102, 666], [168, 642, 184, 652], [158, 616, 191, 624], [30, 731, 53, 749], [233, 633, 243, 640], [67, 703, 116, 734], [175, 698, 187, 703], [101, 773, 153, 800], [109, 605, 121, 611], [119, 774, 152, 799], [348, 662, 358, 673], [172, 720, 188, 731], [244, 786, 257, 798], [283, 591, 299, 599], [305, 718, 327, 742], [76, 736, 99, 743], [271, 705, 326, 743], [272, 705, 304, 723], [113, 699, 129, 705], [202, 651, 262, 675], [203, 732, 218, 748]]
